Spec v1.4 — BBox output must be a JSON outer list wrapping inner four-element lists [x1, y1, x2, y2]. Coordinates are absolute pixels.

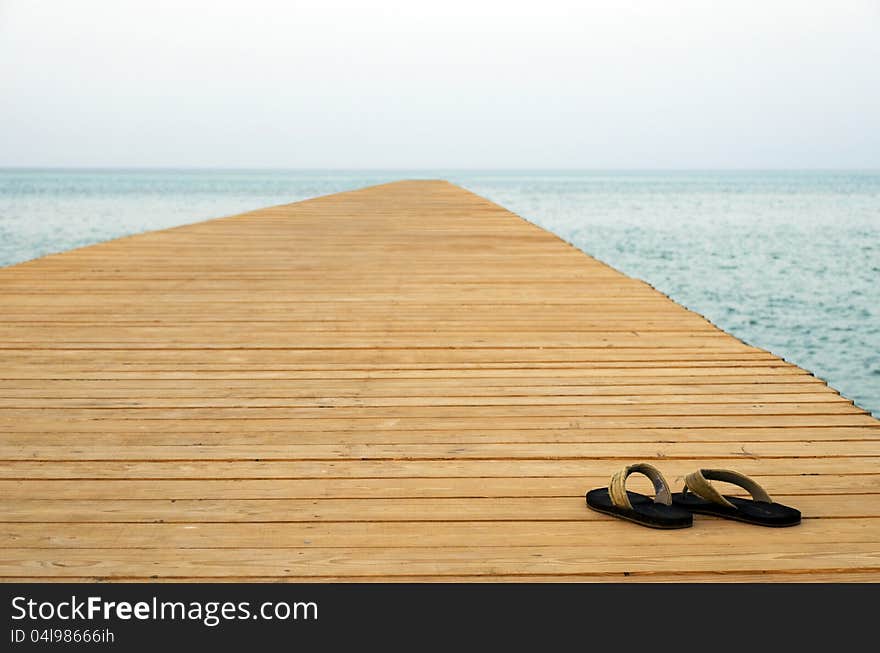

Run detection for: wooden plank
[[2, 544, 879, 579], [0, 403, 863, 417], [3, 416, 874, 436], [0, 393, 848, 406], [4, 440, 880, 461], [2, 474, 878, 500], [5, 572, 877, 583], [3, 457, 880, 480], [3, 517, 878, 549], [1, 179, 878, 582], [3, 426, 879, 445], [0, 349, 780, 362], [1, 495, 877, 523], [4, 573, 879, 583], [0, 382, 835, 397]]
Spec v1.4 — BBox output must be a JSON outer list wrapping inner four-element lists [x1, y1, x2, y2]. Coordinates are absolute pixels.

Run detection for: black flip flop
[[671, 468, 801, 527], [586, 463, 693, 529]]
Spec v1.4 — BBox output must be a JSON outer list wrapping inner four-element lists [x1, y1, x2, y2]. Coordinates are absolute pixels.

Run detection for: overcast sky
[[1, 0, 878, 168]]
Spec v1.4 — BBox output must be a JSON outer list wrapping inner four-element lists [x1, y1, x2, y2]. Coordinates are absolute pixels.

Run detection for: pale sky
[[1, 0, 878, 168]]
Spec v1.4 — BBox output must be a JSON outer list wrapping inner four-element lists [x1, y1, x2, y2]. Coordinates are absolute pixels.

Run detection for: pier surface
[[1, 180, 878, 581]]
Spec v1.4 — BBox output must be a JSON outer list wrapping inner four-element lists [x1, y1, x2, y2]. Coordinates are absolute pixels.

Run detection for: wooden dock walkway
[[1, 180, 878, 581]]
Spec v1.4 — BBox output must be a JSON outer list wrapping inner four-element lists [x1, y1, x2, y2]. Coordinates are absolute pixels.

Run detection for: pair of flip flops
[[586, 463, 801, 529]]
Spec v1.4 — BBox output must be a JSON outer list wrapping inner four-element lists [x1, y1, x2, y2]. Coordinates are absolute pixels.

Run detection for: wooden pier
[[1, 180, 878, 581]]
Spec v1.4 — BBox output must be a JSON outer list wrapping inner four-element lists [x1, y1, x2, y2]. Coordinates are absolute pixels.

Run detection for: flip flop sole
[[586, 489, 693, 529], [671, 493, 801, 527]]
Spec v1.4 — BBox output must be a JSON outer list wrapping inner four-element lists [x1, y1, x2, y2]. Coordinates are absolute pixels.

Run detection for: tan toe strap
[[683, 469, 773, 508], [609, 463, 672, 510]]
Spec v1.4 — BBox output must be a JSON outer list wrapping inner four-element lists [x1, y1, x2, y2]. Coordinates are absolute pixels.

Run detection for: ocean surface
[[1, 169, 878, 416]]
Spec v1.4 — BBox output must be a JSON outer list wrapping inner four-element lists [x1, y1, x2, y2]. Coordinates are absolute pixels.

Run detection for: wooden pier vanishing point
[[1, 181, 878, 581]]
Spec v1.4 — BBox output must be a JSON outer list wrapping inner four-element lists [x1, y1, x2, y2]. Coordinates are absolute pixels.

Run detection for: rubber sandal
[[671, 468, 801, 527], [586, 463, 693, 529]]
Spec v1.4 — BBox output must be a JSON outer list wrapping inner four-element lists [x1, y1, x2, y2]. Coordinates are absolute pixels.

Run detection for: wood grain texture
[[1, 180, 878, 582]]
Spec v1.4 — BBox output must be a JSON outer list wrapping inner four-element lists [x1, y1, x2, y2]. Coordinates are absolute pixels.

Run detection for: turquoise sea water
[[1, 169, 878, 416]]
